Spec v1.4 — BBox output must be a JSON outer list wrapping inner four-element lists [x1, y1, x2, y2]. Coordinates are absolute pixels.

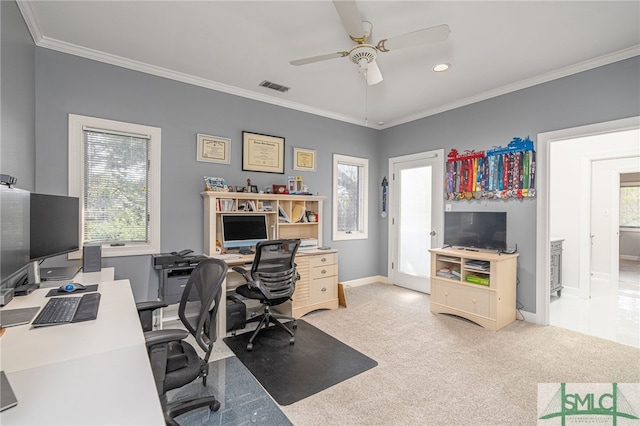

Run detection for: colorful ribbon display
[[445, 137, 536, 200]]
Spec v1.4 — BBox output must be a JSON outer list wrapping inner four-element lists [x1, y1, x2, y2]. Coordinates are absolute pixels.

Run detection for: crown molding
[[17, 1, 637, 132], [384, 46, 640, 130]]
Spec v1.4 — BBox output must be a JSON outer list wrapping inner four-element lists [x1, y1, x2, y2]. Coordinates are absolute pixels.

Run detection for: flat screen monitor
[[220, 214, 269, 254], [444, 211, 507, 251], [0, 186, 30, 286], [30, 193, 80, 261]]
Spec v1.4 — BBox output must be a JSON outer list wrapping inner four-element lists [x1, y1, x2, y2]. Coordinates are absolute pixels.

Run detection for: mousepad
[[45, 284, 99, 297]]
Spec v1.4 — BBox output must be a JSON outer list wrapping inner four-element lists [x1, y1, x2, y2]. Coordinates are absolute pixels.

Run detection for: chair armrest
[[144, 329, 189, 347], [232, 266, 251, 281], [136, 301, 169, 332], [136, 300, 168, 313]]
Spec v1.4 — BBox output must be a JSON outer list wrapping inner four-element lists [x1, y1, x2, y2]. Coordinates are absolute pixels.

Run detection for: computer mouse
[[58, 283, 87, 293]]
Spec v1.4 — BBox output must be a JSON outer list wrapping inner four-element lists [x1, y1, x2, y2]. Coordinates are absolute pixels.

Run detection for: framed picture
[[242, 131, 285, 174], [293, 147, 316, 172], [197, 134, 230, 164], [250, 185, 259, 193]]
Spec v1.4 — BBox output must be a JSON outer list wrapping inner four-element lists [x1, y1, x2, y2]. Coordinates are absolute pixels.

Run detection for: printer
[[298, 238, 318, 251], [152, 249, 208, 269]]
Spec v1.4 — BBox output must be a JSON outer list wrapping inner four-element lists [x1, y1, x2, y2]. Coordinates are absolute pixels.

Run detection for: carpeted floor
[[179, 282, 640, 425]]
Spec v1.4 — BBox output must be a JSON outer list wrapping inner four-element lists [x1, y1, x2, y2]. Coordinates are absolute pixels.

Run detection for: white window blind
[[82, 127, 151, 244]]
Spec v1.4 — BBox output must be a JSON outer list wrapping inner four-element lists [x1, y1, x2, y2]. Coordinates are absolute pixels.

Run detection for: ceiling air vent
[[259, 80, 290, 93]]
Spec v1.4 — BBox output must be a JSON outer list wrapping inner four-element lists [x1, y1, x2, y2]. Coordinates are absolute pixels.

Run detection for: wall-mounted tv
[[444, 212, 507, 251]]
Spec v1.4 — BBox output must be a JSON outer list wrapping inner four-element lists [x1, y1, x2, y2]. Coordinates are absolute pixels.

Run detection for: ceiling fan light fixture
[[433, 63, 451, 72]]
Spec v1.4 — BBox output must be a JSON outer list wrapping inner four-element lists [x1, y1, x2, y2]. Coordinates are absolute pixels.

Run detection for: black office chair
[[233, 239, 301, 351], [137, 258, 228, 426]]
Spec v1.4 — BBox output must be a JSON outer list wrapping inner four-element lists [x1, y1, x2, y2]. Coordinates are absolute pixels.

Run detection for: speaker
[[82, 244, 102, 273]]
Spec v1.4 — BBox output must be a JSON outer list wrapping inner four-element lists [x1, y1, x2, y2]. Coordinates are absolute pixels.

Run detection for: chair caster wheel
[[289, 337, 295, 345], [210, 400, 221, 412], [246, 343, 253, 351]]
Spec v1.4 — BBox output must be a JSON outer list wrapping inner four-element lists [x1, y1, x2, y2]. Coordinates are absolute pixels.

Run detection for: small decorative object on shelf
[[288, 176, 304, 194], [445, 136, 536, 201], [204, 176, 229, 192], [272, 184, 288, 194]]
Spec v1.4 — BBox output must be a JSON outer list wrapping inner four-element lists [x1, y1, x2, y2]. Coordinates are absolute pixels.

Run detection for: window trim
[[68, 114, 161, 258], [332, 153, 369, 241], [620, 181, 640, 230]]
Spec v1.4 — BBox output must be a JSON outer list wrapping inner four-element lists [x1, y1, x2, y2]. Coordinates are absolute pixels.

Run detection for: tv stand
[[429, 248, 519, 331]]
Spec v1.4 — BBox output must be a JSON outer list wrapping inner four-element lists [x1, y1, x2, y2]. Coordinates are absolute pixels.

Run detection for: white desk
[[0, 269, 164, 425]]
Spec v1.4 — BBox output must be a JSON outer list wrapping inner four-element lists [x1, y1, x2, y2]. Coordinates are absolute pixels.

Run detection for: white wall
[[550, 129, 640, 292]]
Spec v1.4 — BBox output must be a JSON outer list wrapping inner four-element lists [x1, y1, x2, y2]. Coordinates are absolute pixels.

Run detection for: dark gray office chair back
[[178, 258, 228, 357], [250, 239, 300, 300]]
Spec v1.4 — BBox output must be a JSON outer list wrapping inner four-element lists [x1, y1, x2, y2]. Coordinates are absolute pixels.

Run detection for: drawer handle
[[321, 287, 327, 292], [444, 291, 448, 296], [321, 257, 327, 263], [472, 298, 477, 303], [321, 269, 327, 274]]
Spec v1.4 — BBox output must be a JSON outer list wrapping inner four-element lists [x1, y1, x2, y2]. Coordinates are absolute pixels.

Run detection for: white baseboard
[[620, 255, 640, 261], [340, 275, 388, 288]]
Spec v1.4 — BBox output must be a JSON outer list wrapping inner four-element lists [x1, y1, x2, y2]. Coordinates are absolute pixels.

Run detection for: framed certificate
[[197, 134, 230, 164], [293, 147, 316, 172], [242, 131, 285, 174]]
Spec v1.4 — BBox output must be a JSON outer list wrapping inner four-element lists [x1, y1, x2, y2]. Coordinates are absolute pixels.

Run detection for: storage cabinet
[[429, 248, 519, 331], [201, 191, 339, 327], [292, 252, 339, 318]]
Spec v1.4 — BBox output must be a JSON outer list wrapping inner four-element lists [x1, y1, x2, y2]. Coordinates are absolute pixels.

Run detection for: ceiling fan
[[290, 1, 450, 85]]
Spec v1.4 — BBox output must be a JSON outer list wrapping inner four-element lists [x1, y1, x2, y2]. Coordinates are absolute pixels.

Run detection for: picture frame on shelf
[[250, 185, 259, 193], [293, 147, 316, 172], [242, 131, 285, 174], [197, 134, 231, 164]]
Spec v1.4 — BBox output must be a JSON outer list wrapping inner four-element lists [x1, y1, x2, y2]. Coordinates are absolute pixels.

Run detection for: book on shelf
[[278, 205, 290, 223], [437, 256, 460, 262], [465, 274, 490, 286], [436, 266, 460, 280], [217, 199, 235, 212], [465, 260, 490, 271]]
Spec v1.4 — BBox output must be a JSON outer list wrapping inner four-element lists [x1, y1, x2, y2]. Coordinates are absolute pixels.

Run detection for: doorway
[[537, 117, 640, 347], [388, 150, 443, 293]]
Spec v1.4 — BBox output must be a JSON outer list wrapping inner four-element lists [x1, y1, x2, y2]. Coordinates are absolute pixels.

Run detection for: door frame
[[536, 116, 640, 325], [387, 149, 444, 291]]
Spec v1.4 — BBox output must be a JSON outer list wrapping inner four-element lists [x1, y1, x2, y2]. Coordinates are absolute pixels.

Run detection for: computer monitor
[[0, 186, 30, 287], [220, 214, 269, 254], [30, 193, 80, 261]]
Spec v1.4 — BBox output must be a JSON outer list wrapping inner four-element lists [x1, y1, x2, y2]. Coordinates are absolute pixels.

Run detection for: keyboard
[[32, 293, 101, 327], [212, 254, 242, 260]]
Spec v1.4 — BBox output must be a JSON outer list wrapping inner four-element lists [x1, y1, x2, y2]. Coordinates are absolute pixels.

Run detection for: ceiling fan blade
[[332, 0, 366, 40], [290, 51, 348, 66], [366, 60, 383, 85], [378, 24, 450, 52]]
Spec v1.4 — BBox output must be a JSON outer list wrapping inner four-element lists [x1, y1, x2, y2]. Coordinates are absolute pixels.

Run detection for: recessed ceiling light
[[433, 63, 450, 72]]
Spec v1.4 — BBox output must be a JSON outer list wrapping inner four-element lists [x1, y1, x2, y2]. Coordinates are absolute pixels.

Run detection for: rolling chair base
[[244, 306, 296, 351]]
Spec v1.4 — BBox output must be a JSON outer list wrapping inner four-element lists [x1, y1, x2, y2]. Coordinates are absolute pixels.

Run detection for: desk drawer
[[309, 253, 336, 268], [310, 276, 337, 303], [311, 263, 337, 279]]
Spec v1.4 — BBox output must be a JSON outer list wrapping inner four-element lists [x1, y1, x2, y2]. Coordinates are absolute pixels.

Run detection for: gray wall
[[33, 48, 380, 301], [3, 2, 639, 310], [378, 56, 640, 313], [1, 0, 35, 191]]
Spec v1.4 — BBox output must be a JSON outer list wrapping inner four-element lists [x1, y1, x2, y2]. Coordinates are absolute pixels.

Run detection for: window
[[333, 154, 368, 240], [620, 184, 640, 228], [69, 114, 161, 257]]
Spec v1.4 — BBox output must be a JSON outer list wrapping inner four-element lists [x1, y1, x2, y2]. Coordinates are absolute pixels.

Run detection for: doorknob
[[430, 230, 436, 236]]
